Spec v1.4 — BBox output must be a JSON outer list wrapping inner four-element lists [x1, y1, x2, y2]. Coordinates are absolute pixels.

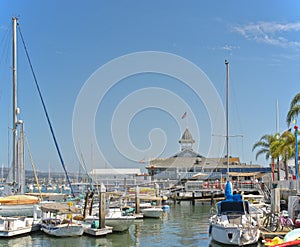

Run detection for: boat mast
[[12, 17, 18, 186], [225, 60, 229, 180], [276, 99, 279, 134]]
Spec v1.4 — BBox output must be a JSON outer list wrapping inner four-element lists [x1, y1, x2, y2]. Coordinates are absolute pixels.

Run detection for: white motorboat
[[40, 202, 84, 237], [0, 216, 40, 237], [141, 207, 163, 218], [86, 207, 135, 232], [209, 182, 260, 246], [82, 221, 113, 236], [0, 196, 42, 237], [140, 203, 163, 218]]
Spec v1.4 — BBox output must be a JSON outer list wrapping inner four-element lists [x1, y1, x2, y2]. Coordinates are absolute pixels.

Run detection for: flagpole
[[186, 112, 189, 128], [181, 112, 188, 128], [295, 125, 299, 180]]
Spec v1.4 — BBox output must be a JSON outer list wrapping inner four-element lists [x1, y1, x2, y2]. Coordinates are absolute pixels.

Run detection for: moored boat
[[209, 181, 260, 246], [0, 215, 41, 237], [208, 60, 260, 246], [140, 203, 163, 218], [85, 207, 136, 232], [0, 195, 41, 217], [82, 220, 113, 236], [40, 202, 84, 237], [40, 218, 84, 237], [141, 207, 163, 218]]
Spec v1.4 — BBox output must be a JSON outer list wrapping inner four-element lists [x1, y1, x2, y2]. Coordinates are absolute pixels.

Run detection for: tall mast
[[276, 99, 279, 134], [12, 17, 18, 185], [225, 60, 229, 180]]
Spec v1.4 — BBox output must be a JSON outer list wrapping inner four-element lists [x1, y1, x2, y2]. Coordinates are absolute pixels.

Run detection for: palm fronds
[[287, 92, 300, 126]]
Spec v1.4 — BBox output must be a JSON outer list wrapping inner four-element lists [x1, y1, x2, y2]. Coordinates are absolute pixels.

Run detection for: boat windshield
[[218, 201, 249, 215]]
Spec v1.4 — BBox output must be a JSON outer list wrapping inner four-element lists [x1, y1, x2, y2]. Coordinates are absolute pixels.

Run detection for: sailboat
[[0, 17, 42, 237], [208, 60, 260, 246]]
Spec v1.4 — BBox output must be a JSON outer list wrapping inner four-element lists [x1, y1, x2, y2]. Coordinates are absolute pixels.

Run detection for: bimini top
[[41, 202, 81, 214]]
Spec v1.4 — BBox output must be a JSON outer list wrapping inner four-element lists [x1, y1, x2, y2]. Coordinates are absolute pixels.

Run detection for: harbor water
[[0, 202, 264, 247]]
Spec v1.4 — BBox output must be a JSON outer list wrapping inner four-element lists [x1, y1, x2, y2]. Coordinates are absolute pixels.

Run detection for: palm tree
[[252, 133, 279, 180], [269, 137, 282, 181], [270, 131, 295, 180], [287, 92, 300, 126]]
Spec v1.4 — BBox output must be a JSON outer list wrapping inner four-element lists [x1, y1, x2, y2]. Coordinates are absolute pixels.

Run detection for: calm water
[[0, 202, 264, 247]]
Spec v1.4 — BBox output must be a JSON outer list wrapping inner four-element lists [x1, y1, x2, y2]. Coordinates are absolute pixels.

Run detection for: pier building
[[145, 128, 271, 181]]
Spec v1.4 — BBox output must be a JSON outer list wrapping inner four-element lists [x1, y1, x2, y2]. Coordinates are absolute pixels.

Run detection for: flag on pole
[[181, 112, 187, 119]]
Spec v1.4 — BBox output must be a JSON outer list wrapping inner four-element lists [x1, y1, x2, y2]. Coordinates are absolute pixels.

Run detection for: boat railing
[[275, 179, 299, 190], [220, 213, 259, 228], [185, 180, 263, 191]]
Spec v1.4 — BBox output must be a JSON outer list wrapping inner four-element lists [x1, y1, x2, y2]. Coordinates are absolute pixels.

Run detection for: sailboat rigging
[[12, 18, 75, 197]]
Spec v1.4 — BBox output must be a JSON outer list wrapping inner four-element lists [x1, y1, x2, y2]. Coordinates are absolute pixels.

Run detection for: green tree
[[270, 131, 295, 180], [287, 92, 300, 126], [252, 133, 279, 180]]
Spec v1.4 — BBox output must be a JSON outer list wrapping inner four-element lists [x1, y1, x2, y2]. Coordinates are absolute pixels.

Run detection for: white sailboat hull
[[41, 223, 84, 237], [209, 218, 260, 246]]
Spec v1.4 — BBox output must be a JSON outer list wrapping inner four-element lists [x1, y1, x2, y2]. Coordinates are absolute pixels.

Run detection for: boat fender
[[208, 224, 212, 235]]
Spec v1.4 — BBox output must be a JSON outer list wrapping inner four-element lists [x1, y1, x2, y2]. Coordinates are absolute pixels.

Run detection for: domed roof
[[179, 128, 195, 144]]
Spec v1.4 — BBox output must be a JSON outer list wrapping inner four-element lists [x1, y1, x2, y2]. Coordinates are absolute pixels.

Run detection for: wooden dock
[[171, 190, 225, 205], [260, 229, 289, 240]]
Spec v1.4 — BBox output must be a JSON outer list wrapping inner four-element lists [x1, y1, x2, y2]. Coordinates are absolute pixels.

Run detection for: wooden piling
[[192, 192, 195, 205], [99, 183, 106, 229], [271, 188, 280, 213], [89, 190, 95, 216], [155, 183, 161, 206], [83, 188, 90, 219], [135, 186, 140, 214], [124, 177, 127, 192]]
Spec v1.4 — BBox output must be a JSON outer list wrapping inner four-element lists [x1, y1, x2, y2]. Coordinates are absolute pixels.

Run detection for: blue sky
[[0, 1, 300, 173]]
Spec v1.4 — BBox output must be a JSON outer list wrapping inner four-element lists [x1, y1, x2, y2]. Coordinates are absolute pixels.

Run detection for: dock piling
[[99, 183, 106, 229]]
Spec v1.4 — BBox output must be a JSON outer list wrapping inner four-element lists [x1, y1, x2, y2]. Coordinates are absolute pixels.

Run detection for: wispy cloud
[[0, 25, 8, 30], [221, 44, 240, 51], [232, 22, 300, 48]]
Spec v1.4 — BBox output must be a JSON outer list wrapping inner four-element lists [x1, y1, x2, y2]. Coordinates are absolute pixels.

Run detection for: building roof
[[172, 148, 203, 158], [147, 156, 261, 169], [148, 157, 202, 169], [89, 168, 141, 175], [179, 128, 195, 144]]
